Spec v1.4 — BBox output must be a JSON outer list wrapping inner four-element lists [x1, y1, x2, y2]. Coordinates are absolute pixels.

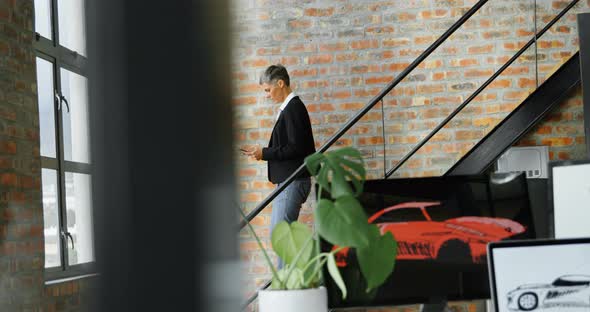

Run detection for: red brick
[[389, 136, 419, 144], [256, 47, 281, 56], [518, 78, 537, 88], [555, 125, 580, 135], [0, 141, 17, 154], [290, 68, 317, 77], [233, 97, 257, 106], [468, 44, 494, 54], [503, 41, 527, 51], [238, 83, 260, 93], [557, 152, 571, 160], [473, 93, 497, 103], [465, 69, 493, 78], [504, 91, 529, 100], [0, 157, 12, 169], [357, 136, 384, 146], [286, 44, 316, 53], [418, 9, 447, 19], [381, 62, 410, 72], [0, 108, 17, 121], [306, 54, 332, 64], [538, 40, 565, 49], [241, 59, 269, 68], [239, 168, 258, 177], [1, 173, 17, 187], [483, 30, 510, 39], [241, 192, 262, 203], [516, 29, 534, 37], [504, 66, 529, 75], [333, 138, 353, 147], [351, 39, 379, 50], [382, 38, 410, 47], [324, 90, 350, 99], [473, 117, 502, 128], [365, 26, 394, 35], [319, 42, 348, 52], [365, 75, 393, 85], [489, 79, 512, 89], [450, 58, 478, 67], [359, 112, 382, 122], [304, 7, 335, 17], [541, 137, 574, 146], [418, 60, 443, 69], [534, 125, 552, 135], [417, 84, 445, 94], [339, 102, 364, 111], [455, 130, 484, 141], [288, 20, 311, 29], [414, 35, 436, 45]]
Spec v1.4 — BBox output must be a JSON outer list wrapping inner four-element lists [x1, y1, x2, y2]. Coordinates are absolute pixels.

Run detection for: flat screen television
[[321, 172, 537, 309]]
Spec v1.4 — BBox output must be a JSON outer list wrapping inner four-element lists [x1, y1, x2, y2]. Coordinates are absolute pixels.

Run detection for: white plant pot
[[258, 286, 328, 312]]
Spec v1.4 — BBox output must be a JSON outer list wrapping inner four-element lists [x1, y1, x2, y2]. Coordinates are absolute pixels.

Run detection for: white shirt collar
[[279, 92, 296, 112]]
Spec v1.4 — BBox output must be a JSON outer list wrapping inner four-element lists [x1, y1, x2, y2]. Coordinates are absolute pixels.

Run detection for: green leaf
[[271, 221, 313, 269], [316, 196, 370, 248], [304, 152, 325, 175], [325, 155, 353, 198], [324, 148, 366, 199], [327, 253, 347, 299], [337, 157, 365, 196], [357, 226, 398, 291], [272, 267, 305, 290]]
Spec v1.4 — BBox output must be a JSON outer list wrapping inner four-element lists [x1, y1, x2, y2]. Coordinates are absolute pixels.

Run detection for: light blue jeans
[[270, 177, 311, 268]]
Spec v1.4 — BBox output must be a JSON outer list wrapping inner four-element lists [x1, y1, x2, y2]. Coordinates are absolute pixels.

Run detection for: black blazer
[[262, 96, 316, 184]]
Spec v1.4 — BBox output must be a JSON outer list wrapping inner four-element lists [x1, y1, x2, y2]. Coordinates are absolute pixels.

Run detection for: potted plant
[[240, 147, 398, 312]]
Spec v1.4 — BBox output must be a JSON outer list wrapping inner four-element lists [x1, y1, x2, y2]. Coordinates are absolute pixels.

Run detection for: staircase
[[234, 0, 588, 309]]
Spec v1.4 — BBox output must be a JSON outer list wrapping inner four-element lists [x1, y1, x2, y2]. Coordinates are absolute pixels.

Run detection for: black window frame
[[33, 0, 96, 281]]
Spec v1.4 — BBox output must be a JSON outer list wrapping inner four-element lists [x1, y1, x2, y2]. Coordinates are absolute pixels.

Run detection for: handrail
[[239, 0, 491, 229], [241, 280, 271, 311], [385, 0, 580, 178]]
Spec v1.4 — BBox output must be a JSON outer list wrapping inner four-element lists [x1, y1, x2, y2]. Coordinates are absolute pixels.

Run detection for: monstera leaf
[[271, 221, 313, 269], [315, 196, 370, 248], [305, 147, 366, 199], [357, 225, 398, 291]]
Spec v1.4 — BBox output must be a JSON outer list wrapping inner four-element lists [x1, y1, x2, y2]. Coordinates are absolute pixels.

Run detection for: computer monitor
[[487, 237, 590, 312], [322, 172, 537, 308], [548, 160, 590, 238]]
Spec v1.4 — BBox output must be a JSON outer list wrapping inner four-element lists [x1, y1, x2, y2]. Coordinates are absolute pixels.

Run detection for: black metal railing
[[239, 0, 491, 230], [385, 0, 580, 178]]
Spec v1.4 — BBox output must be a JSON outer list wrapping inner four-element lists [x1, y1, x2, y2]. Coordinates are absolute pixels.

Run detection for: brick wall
[[0, 0, 44, 309], [517, 85, 586, 159], [233, 0, 589, 310], [1, 0, 95, 311]]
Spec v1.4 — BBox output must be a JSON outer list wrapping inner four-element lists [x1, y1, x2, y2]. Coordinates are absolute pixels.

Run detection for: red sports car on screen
[[335, 201, 526, 266]]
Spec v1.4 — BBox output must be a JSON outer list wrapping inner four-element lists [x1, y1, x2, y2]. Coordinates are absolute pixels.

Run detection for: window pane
[[65, 172, 94, 265], [60, 68, 90, 163], [34, 0, 52, 40], [42, 169, 61, 268], [36, 58, 57, 158], [57, 0, 86, 55]]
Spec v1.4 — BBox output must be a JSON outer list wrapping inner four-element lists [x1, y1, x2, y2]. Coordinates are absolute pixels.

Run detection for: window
[[34, 0, 95, 279]]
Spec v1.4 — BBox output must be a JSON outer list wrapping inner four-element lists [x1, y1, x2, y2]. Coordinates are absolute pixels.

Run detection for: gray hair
[[259, 64, 290, 86]]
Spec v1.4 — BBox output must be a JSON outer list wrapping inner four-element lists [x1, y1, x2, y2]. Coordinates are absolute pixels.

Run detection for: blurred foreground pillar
[[86, 1, 240, 311]]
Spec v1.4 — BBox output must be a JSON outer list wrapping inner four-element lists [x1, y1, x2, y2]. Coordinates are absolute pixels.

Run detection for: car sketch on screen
[[336, 201, 526, 266], [506, 275, 590, 311]]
